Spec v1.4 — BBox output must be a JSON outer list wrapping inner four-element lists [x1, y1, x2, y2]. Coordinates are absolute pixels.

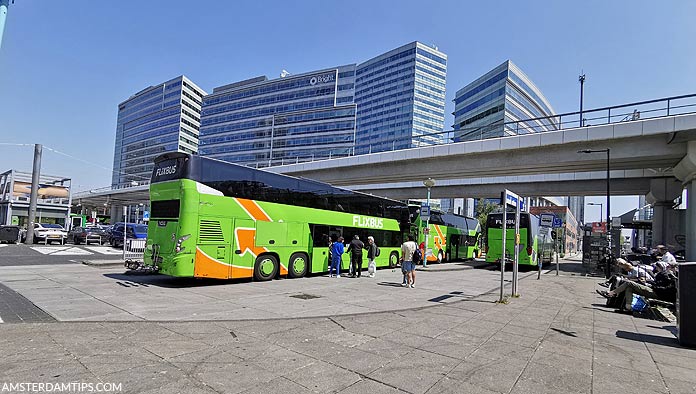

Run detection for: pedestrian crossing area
[[30, 246, 123, 256]]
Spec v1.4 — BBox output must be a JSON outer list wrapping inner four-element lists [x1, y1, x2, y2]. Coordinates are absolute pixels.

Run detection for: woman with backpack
[[365, 236, 379, 278]]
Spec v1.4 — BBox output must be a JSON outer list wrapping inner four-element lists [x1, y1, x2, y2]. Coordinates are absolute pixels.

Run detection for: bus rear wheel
[[388, 252, 399, 269], [288, 252, 308, 278], [254, 254, 279, 281]]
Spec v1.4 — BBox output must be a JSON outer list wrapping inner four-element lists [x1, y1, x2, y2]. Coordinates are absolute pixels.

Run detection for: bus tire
[[254, 254, 279, 281], [288, 252, 308, 278], [388, 251, 399, 269]]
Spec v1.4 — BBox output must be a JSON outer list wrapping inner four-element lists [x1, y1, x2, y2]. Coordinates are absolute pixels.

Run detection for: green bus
[[409, 206, 480, 263], [142, 152, 411, 280], [484, 212, 552, 266]]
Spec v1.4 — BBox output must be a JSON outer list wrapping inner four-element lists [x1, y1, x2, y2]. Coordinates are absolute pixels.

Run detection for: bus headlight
[[175, 234, 191, 253]]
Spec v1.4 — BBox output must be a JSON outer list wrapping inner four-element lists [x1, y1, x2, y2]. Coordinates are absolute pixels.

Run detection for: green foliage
[[475, 198, 498, 235]]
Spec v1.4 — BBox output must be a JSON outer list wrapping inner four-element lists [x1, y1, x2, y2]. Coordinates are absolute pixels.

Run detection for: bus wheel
[[254, 254, 279, 281], [388, 252, 399, 268], [288, 253, 308, 278]]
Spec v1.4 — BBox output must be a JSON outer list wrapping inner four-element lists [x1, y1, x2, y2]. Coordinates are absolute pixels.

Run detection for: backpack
[[412, 247, 422, 264], [375, 245, 381, 257]]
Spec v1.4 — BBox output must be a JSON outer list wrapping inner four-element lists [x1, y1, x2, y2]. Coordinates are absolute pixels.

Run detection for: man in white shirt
[[400, 235, 418, 288], [657, 245, 677, 268]]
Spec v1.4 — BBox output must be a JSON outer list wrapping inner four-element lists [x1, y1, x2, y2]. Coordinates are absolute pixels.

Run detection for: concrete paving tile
[[534, 340, 593, 361], [530, 349, 592, 373], [188, 361, 281, 394], [422, 338, 478, 360], [136, 376, 219, 394], [645, 343, 696, 360], [142, 340, 214, 359], [456, 356, 528, 393], [663, 377, 696, 394], [335, 378, 402, 393], [649, 348, 696, 369], [488, 331, 543, 349], [509, 377, 565, 394], [355, 337, 414, 360], [319, 344, 393, 375], [378, 331, 434, 349], [657, 362, 696, 383], [238, 376, 313, 394], [592, 364, 668, 394], [425, 377, 503, 394], [246, 345, 315, 376], [283, 360, 361, 393], [470, 340, 535, 362], [593, 348, 657, 374], [519, 362, 591, 393], [367, 349, 459, 394]]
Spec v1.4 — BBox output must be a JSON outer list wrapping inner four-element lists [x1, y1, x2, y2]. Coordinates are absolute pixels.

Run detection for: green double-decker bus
[[409, 206, 480, 263], [143, 152, 411, 280], [484, 212, 552, 266]]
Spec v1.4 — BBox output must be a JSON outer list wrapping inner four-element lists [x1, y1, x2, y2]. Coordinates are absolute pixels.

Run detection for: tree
[[475, 198, 499, 245]]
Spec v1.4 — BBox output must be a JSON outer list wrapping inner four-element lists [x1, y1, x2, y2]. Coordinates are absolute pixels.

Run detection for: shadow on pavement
[[615, 330, 684, 348], [103, 272, 252, 288]]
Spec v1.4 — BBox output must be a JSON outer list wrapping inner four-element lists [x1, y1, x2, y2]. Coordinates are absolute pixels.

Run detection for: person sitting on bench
[[597, 261, 677, 311]]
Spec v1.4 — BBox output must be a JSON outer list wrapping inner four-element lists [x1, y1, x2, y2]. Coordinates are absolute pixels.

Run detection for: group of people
[[596, 245, 678, 313], [328, 234, 378, 278], [327, 234, 423, 288]]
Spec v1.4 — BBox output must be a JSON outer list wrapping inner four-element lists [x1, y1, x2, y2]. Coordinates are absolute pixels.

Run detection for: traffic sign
[[552, 217, 563, 228], [420, 205, 430, 221], [539, 213, 555, 227], [143, 210, 150, 221]]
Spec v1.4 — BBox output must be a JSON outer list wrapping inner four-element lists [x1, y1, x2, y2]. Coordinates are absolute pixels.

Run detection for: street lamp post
[[423, 178, 436, 268], [579, 74, 586, 127], [579, 149, 611, 278]]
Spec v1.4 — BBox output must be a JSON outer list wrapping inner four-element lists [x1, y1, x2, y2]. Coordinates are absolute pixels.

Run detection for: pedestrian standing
[[346, 235, 364, 278], [401, 235, 418, 288], [365, 236, 378, 278], [330, 236, 345, 278]]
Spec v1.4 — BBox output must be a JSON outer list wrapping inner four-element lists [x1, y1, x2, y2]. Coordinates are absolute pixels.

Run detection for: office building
[[355, 42, 447, 154], [112, 75, 206, 187], [452, 60, 557, 141], [198, 66, 357, 167]]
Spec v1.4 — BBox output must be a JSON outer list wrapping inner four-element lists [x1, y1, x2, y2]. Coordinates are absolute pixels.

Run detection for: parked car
[[108, 223, 148, 248], [33, 223, 67, 244], [68, 225, 108, 245]]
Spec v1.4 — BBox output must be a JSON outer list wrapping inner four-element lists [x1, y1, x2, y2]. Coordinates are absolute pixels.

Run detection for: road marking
[[30, 247, 93, 255], [85, 246, 123, 255], [0, 244, 6, 248]]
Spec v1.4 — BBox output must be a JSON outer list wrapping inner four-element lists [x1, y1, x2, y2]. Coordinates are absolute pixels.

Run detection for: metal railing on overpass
[[258, 93, 696, 168]]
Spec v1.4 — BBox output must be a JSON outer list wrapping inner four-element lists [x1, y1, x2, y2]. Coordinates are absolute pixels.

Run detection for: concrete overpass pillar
[[674, 141, 696, 260], [646, 178, 683, 249], [110, 205, 121, 224]]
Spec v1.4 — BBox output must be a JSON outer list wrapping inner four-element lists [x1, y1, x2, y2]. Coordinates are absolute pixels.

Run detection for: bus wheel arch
[[388, 251, 399, 268], [288, 252, 309, 278], [254, 253, 279, 281]]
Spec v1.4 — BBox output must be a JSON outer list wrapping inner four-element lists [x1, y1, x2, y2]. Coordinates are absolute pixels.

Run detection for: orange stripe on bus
[[194, 247, 231, 279], [235, 198, 272, 222]]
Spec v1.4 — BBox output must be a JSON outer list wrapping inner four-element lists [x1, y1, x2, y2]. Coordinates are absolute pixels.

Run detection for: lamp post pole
[[579, 74, 586, 127], [423, 178, 436, 268], [588, 202, 603, 223]]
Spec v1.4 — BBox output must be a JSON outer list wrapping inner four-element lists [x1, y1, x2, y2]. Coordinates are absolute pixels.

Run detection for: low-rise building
[[0, 170, 72, 228]]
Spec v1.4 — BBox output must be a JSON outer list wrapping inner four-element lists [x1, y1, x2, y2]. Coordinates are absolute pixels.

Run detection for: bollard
[[678, 262, 696, 347]]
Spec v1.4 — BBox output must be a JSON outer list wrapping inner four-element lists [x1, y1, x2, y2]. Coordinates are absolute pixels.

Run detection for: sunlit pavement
[[0, 259, 693, 394]]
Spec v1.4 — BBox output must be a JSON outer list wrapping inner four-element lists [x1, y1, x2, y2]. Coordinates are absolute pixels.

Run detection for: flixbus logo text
[[352, 215, 383, 229]]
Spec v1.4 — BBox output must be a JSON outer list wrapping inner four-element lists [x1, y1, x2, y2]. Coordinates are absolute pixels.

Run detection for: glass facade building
[[355, 42, 447, 154], [452, 60, 557, 141], [112, 75, 206, 187], [198, 66, 357, 167]]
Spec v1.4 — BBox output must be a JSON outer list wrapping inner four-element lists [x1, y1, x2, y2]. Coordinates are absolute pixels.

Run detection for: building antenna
[[280, 69, 291, 78]]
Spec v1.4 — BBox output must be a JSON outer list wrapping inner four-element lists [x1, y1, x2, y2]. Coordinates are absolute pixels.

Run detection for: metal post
[[607, 108, 611, 124], [424, 187, 431, 268], [667, 99, 671, 116], [512, 200, 520, 296], [538, 233, 545, 280], [605, 149, 612, 279], [556, 229, 560, 275], [122, 206, 128, 258], [24, 144, 42, 244], [500, 201, 507, 302], [579, 74, 586, 127]]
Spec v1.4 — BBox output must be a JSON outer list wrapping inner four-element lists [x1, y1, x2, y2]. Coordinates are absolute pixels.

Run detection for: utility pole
[[579, 73, 586, 127], [25, 144, 42, 244]]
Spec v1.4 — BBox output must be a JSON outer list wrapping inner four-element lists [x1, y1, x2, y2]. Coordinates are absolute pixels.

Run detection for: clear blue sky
[[1, 1, 694, 221]]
